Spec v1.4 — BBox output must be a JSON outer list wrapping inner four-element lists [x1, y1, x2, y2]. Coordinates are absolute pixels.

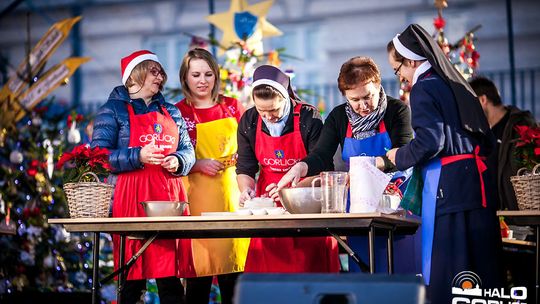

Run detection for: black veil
[[396, 24, 490, 139]]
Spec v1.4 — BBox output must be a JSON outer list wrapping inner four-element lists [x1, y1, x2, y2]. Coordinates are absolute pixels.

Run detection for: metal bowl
[[140, 201, 188, 217], [279, 187, 321, 214]]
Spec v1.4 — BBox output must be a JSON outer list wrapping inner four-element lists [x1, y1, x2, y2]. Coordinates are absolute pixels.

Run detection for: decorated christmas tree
[[432, 0, 481, 80], [397, 0, 482, 102], [0, 15, 115, 302], [182, 0, 317, 113], [0, 103, 115, 296]]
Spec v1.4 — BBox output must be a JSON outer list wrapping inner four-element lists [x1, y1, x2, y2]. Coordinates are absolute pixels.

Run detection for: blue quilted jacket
[[91, 85, 195, 175]]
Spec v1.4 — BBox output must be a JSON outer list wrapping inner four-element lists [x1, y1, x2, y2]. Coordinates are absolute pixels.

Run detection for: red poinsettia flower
[[529, 127, 540, 139], [89, 146, 110, 158], [56, 151, 74, 169], [88, 157, 112, 171], [514, 124, 540, 170], [57, 144, 112, 183], [71, 144, 91, 158]]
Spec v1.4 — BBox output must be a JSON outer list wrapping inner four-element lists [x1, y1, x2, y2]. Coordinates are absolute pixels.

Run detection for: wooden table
[[498, 210, 540, 303], [49, 213, 420, 304]]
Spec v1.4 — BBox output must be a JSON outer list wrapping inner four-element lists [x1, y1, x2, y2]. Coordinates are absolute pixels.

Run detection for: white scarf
[[263, 98, 291, 137]]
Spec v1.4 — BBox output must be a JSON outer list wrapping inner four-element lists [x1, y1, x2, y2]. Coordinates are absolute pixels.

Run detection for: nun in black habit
[[385, 24, 502, 303]]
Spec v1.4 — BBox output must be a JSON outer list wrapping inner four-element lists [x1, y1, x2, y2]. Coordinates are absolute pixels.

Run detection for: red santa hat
[[120, 50, 161, 85]]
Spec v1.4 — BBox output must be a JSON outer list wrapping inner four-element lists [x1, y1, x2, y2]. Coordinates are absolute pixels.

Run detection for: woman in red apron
[[91, 50, 195, 303], [236, 65, 339, 273], [175, 48, 249, 304]]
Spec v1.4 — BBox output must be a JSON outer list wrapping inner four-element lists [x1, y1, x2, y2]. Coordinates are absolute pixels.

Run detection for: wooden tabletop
[[498, 210, 540, 217], [497, 210, 540, 225], [48, 213, 420, 239], [502, 238, 536, 247]]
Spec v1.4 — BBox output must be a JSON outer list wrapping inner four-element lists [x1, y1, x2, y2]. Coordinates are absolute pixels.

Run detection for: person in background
[[469, 76, 537, 210], [386, 24, 502, 303], [91, 50, 195, 304], [269, 56, 415, 273], [236, 65, 339, 273], [175, 48, 248, 304]]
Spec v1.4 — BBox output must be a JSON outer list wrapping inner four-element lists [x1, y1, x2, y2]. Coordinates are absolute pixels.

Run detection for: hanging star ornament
[[206, 0, 282, 56]]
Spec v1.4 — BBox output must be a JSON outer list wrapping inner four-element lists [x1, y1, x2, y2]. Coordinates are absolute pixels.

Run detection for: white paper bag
[[349, 156, 391, 213]]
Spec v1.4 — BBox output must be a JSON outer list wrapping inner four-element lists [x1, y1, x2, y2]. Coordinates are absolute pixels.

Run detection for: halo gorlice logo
[[452, 271, 483, 297], [451, 271, 527, 304], [274, 149, 284, 159]]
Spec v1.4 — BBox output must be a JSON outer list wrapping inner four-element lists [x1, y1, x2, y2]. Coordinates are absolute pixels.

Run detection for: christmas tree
[[397, 0, 481, 103], [0, 15, 115, 303], [0, 101, 116, 301]]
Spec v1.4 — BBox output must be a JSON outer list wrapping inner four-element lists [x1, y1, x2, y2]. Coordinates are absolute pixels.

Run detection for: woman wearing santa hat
[[236, 65, 339, 273], [175, 48, 248, 304], [92, 50, 195, 303], [385, 24, 502, 303]]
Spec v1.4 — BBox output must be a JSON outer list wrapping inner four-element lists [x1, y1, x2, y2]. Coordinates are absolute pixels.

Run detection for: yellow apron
[[184, 111, 249, 276]]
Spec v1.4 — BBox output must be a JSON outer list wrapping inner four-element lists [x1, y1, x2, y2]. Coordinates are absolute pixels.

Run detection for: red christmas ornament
[[460, 51, 466, 61], [237, 79, 245, 90], [189, 36, 209, 49], [23, 208, 30, 219], [67, 113, 84, 128], [27, 159, 42, 177], [433, 16, 446, 30], [34, 106, 49, 114], [27, 168, 37, 177]]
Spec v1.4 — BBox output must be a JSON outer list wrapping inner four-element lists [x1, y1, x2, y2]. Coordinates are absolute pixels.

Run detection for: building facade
[[0, 0, 539, 117]]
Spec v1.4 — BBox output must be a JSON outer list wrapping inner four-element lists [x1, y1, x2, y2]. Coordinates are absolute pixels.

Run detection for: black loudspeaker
[[234, 273, 425, 304]]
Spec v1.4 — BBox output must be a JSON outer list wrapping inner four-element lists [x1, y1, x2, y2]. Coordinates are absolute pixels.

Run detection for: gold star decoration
[[206, 0, 282, 55]]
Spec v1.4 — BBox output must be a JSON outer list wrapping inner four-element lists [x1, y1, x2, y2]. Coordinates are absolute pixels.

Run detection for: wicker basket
[[510, 164, 540, 210], [63, 172, 113, 218]]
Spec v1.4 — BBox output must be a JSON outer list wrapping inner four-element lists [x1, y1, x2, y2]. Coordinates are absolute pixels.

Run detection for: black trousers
[[185, 273, 240, 304], [122, 276, 184, 304]]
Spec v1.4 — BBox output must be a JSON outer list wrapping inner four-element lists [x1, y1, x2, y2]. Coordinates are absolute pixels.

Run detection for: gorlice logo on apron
[[137, 122, 176, 150], [262, 149, 301, 172]]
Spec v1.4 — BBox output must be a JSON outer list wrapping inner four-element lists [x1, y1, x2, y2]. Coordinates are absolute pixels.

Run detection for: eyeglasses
[[149, 67, 165, 78], [394, 60, 404, 76]]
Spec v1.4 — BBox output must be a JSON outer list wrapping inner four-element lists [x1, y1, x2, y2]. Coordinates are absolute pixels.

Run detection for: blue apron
[[342, 122, 410, 195], [418, 158, 441, 285], [417, 148, 487, 285], [342, 121, 420, 274]]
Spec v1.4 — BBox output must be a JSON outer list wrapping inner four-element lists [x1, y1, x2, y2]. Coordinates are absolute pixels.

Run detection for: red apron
[[244, 102, 340, 273], [112, 104, 188, 280]]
